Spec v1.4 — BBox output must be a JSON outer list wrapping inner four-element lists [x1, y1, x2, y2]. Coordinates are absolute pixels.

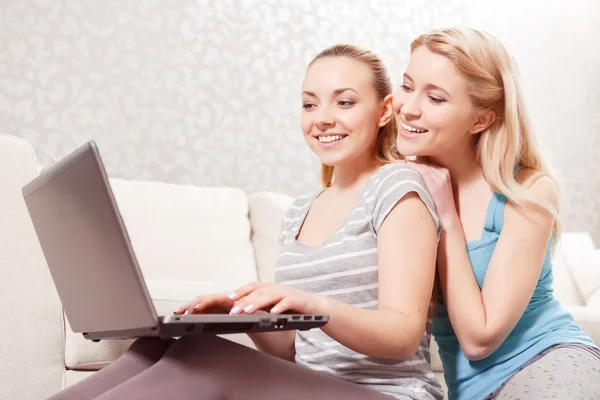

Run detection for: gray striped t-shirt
[[274, 162, 444, 400]]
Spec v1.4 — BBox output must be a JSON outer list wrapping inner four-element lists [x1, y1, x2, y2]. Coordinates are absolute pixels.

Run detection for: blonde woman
[[48, 44, 444, 400], [394, 27, 600, 399]]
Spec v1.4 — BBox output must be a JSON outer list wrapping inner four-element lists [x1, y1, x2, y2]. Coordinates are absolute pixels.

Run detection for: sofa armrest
[[564, 305, 600, 345], [560, 233, 600, 301], [248, 192, 294, 282]]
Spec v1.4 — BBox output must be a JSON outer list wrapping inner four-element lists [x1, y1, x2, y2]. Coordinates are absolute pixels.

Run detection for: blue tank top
[[432, 191, 595, 400]]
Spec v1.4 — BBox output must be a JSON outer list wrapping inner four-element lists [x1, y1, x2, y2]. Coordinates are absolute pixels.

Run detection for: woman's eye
[[338, 100, 356, 107], [429, 96, 446, 104], [401, 84, 412, 92], [302, 103, 315, 110]]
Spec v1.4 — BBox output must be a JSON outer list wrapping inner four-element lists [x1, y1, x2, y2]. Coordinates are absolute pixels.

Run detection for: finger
[[406, 160, 421, 169], [410, 163, 435, 184], [429, 167, 450, 185], [227, 282, 268, 301], [174, 296, 203, 315], [406, 161, 429, 176], [407, 159, 436, 168], [407, 161, 448, 189], [231, 290, 283, 315], [413, 162, 448, 180], [407, 160, 439, 173], [270, 297, 304, 315], [175, 294, 228, 315], [190, 293, 232, 314], [186, 295, 207, 315]]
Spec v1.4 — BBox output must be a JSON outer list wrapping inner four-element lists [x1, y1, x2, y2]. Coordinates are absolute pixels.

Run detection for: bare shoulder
[[515, 168, 559, 209], [382, 191, 435, 230]]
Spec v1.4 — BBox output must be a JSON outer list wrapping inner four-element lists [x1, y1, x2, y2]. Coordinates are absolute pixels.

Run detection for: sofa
[[2, 132, 600, 400]]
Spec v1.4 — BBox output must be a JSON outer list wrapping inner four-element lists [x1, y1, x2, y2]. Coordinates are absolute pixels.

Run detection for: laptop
[[22, 140, 328, 342]]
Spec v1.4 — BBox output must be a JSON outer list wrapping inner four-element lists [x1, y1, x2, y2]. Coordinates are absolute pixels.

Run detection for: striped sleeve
[[368, 162, 440, 236]]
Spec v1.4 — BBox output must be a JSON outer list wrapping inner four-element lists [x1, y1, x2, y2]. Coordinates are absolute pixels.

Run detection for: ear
[[378, 94, 395, 127], [470, 109, 496, 134]]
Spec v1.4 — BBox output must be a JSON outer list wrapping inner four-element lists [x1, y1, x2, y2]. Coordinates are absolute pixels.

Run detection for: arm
[[231, 191, 438, 360], [318, 192, 438, 359], [438, 175, 558, 360], [247, 331, 296, 362]]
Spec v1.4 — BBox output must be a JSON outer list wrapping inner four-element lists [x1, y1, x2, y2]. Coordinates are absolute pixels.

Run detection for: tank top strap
[[483, 192, 506, 232], [484, 165, 521, 233]]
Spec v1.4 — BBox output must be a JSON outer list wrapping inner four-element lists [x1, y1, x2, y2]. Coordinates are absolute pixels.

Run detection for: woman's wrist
[[439, 211, 461, 233], [315, 295, 333, 315]]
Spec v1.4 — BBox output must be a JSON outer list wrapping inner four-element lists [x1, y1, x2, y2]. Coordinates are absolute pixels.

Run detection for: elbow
[[462, 343, 494, 361], [460, 328, 506, 361], [363, 331, 422, 360], [377, 340, 421, 360], [460, 333, 499, 361], [385, 326, 423, 360], [399, 338, 422, 360]]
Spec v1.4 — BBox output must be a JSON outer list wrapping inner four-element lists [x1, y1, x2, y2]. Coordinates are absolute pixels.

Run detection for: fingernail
[[230, 306, 240, 315], [271, 306, 279, 314], [228, 292, 237, 300], [243, 304, 254, 313], [193, 304, 199, 310]]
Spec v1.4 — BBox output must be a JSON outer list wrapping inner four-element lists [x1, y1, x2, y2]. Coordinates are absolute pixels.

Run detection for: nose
[[314, 104, 335, 131], [400, 94, 422, 121]]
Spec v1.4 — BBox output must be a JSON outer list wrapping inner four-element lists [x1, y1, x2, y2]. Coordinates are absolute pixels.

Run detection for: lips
[[401, 122, 428, 134]]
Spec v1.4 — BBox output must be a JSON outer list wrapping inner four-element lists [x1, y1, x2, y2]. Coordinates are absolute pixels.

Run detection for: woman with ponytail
[[394, 27, 600, 399], [48, 44, 444, 400]]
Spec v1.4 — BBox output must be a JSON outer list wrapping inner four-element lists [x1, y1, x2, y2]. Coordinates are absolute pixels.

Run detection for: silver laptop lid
[[22, 141, 158, 334]]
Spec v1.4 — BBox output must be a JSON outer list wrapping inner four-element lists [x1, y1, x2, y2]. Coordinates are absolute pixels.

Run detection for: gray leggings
[[48, 335, 396, 400], [486, 344, 600, 399]]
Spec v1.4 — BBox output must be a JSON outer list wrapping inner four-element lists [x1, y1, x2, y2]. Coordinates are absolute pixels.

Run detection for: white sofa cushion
[[65, 370, 96, 388], [564, 305, 600, 345], [584, 249, 600, 307], [551, 249, 586, 306], [560, 233, 600, 303], [109, 179, 258, 285], [64, 317, 134, 370], [248, 192, 294, 282], [65, 180, 258, 370], [0, 134, 65, 399]]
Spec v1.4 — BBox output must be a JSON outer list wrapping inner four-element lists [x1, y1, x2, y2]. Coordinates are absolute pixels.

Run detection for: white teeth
[[318, 135, 345, 143], [402, 122, 428, 133]]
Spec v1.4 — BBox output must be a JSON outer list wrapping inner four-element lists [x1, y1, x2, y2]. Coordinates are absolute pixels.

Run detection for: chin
[[318, 156, 343, 167], [310, 148, 348, 167]]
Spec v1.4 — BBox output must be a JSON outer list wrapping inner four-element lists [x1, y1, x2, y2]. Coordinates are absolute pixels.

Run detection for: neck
[[425, 139, 482, 191], [331, 154, 380, 190]]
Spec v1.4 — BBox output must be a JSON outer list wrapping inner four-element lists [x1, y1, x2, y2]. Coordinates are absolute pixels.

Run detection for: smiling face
[[392, 46, 482, 158], [301, 56, 385, 168]]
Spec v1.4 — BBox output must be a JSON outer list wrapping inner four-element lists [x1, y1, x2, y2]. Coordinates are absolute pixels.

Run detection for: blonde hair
[[411, 27, 562, 243], [308, 44, 401, 187]]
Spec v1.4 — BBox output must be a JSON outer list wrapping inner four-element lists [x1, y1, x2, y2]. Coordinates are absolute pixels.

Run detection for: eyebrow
[[404, 73, 452, 99], [302, 88, 360, 97]]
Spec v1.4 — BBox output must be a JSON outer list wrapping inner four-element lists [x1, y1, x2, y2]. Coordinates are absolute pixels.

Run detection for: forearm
[[320, 298, 423, 359], [438, 221, 499, 357], [248, 331, 296, 361]]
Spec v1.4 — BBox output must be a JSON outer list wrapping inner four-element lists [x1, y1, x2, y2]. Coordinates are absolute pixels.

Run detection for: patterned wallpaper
[[1, 0, 599, 241]]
